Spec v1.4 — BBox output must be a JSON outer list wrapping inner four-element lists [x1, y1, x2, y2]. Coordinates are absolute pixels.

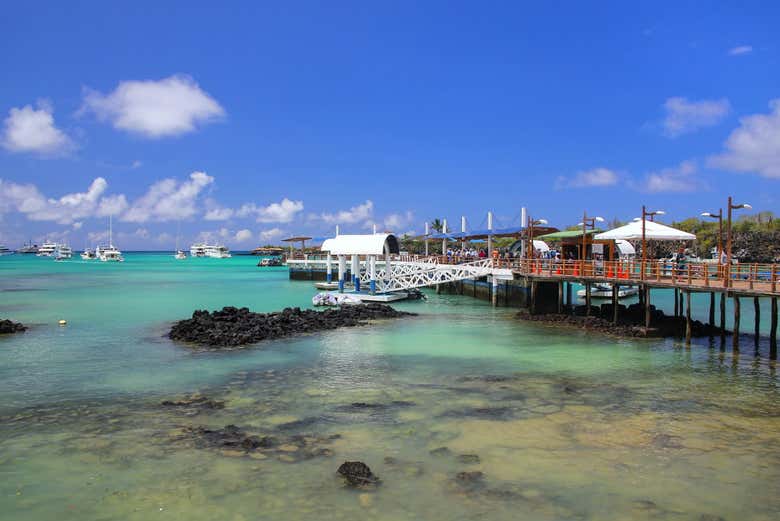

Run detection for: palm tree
[[431, 218, 443, 233]]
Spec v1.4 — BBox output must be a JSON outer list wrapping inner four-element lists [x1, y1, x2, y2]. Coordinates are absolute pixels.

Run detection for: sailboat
[[98, 215, 124, 262], [174, 222, 186, 260]]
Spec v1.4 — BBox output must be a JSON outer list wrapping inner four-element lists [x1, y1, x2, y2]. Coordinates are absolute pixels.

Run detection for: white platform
[[323, 290, 408, 303]]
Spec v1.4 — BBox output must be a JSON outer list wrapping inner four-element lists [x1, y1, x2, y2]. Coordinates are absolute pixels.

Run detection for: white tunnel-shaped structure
[[320, 234, 400, 293]]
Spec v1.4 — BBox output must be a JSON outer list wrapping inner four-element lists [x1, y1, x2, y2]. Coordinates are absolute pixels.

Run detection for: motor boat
[[205, 245, 231, 258], [577, 283, 639, 299], [0, 244, 13, 256], [81, 248, 97, 260], [16, 241, 38, 254], [98, 215, 124, 262], [258, 256, 282, 267], [190, 243, 207, 257], [175, 250, 187, 260], [53, 244, 72, 261], [36, 241, 58, 257]]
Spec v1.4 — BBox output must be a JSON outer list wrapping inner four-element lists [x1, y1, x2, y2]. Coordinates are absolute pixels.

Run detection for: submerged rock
[[161, 394, 225, 411], [0, 319, 26, 335], [337, 461, 380, 488], [168, 304, 416, 348]]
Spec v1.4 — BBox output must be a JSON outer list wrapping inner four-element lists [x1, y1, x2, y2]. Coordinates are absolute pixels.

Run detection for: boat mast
[[109, 215, 113, 248]]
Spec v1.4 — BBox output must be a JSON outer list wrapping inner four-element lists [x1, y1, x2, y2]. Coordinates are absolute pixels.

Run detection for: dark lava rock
[[161, 394, 225, 410], [337, 461, 380, 488], [169, 304, 416, 348], [0, 319, 26, 335], [457, 454, 481, 464], [440, 406, 514, 421], [429, 446, 453, 457]]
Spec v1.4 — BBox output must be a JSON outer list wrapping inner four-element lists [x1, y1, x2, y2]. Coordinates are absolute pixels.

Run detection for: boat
[[53, 244, 72, 260], [98, 215, 124, 262], [36, 241, 58, 257], [577, 283, 638, 299], [80, 248, 97, 260], [173, 221, 186, 260], [189, 243, 207, 257], [16, 241, 38, 254], [0, 245, 14, 256], [205, 245, 231, 258], [258, 256, 283, 267]]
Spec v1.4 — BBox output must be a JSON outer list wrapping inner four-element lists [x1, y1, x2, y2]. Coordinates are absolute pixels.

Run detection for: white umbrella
[[594, 220, 696, 241]]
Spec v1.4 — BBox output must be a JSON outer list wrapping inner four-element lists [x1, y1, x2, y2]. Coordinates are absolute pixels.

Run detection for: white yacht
[[577, 283, 639, 299], [190, 243, 207, 257], [53, 244, 72, 260], [17, 241, 38, 254], [80, 248, 97, 260], [0, 245, 13, 256], [98, 215, 124, 262], [205, 245, 231, 258], [37, 241, 58, 257], [175, 250, 187, 260]]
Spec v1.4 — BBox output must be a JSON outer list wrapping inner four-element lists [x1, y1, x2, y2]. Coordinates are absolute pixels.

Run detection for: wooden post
[[685, 290, 692, 346], [612, 284, 619, 324], [754, 297, 760, 348], [679, 291, 683, 317], [585, 283, 591, 316], [557, 281, 563, 314], [709, 292, 715, 327], [530, 280, 537, 314], [566, 282, 573, 314], [674, 287, 679, 317], [733, 295, 740, 350], [645, 286, 652, 329], [720, 293, 726, 341], [770, 297, 777, 359]]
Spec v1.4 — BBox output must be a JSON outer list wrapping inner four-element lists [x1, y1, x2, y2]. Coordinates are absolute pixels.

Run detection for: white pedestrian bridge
[[286, 233, 513, 294]]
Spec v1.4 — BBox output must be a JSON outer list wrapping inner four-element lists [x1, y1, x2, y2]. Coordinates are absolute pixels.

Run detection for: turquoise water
[[1, 253, 778, 521]]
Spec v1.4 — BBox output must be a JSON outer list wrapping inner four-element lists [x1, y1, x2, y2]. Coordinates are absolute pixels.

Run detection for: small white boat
[[258, 256, 282, 267], [175, 250, 187, 260], [0, 245, 13, 256], [577, 283, 639, 299], [53, 244, 72, 260], [80, 248, 97, 260], [98, 215, 124, 262], [190, 243, 231, 258], [16, 241, 38, 254]]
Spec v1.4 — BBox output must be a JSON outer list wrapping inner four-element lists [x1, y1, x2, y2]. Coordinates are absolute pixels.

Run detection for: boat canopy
[[594, 221, 695, 241], [320, 234, 400, 255], [536, 229, 604, 240]]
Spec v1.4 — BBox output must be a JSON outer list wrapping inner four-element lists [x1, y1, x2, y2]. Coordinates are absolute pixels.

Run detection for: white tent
[[594, 220, 696, 241]]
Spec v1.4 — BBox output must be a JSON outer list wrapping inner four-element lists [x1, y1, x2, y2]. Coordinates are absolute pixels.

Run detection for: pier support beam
[[679, 291, 683, 319], [612, 284, 619, 324], [770, 298, 777, 359], [326, 253, 333, 283], [709, 292, 715, 328], [557, 281, 563, 314], [337, 255, 346, 293], [566, 282, 573, 313], [369, 256, 376, 295], [351, 254, 360, 292], [733, 295, 741, 350], [720, 293, 726, 344], [530, 281, 537, 314], [674, 288, 679, 317], [685, 290, 692, 346], [585, 283, 591, 316], [754, 297, 760, 349], [491, 277, 499, 307], [645, 286, 652, 329]]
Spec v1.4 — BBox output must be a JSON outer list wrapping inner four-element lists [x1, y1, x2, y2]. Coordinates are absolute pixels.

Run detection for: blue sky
[[1, 2, 778, 249]]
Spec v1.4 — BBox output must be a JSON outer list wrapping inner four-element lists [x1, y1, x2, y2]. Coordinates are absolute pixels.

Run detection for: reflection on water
[[0, 254, 779, 520]]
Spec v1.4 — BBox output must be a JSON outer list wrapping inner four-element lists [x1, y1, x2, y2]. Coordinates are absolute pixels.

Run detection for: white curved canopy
[[595, 221, 696, 241], [615, 239, 636, 256], [320, 234, 400, 255], [533, 240, 550, 252]]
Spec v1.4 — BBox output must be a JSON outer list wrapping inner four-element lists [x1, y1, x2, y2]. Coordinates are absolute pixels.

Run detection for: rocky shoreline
[[168, 304, 416, 348], [518, 303, 726, 339], [0, 319, 26, 335]]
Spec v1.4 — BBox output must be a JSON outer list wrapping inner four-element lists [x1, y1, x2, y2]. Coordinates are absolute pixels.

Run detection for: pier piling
[[709, 292, 715, 328], [674, 288, 679, 317], [754, 297, 760, 349], [685, 290, 692, 346], [645, 286, 652, 328], [733, 295, 740, 350], [612, 284, 619, 324], [770, 298, 777, 358], [720, 293, 726, 344], [557, 281, 563, 314], [585, 283, 591, 316]]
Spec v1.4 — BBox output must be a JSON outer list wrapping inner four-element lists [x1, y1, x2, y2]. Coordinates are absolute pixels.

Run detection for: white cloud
[[728, 45, 752, 56], [204, 205, 234, 221], [555, 167, 619, 189], [131, 160, 143, 169], [319, 200, 374, 224], [644, 160, 701, 193], [122, 171, 214, 222], [235, 198, 304, 223], [380, 211, 415, 231], [97, 194, 129, 217], [258, 228, 285, 242], [234, 229, 253, 242], [0, 176, 112, 224], [156, 232, 173, 244], [708, 99, 780, 179], [2, 100, 73, 155], [87, 230, 109, 244], [662, 97, 730, 137], [80, 75, 224, 138], [133, 228, 150, 239]]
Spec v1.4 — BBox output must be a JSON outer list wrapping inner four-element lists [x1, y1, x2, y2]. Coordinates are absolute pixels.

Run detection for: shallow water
[[1, 254, 778, 520]]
